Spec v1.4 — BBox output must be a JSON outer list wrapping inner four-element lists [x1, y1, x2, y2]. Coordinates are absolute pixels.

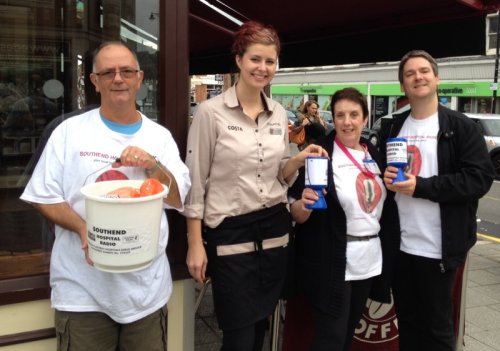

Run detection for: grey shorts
[[55, 304, 168, 351]]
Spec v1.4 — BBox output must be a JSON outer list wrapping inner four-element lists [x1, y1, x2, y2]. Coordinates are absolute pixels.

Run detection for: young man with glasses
[[20, 41, 191, 350]]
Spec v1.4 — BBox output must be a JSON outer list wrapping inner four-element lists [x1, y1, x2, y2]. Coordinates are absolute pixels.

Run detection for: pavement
[[194, 279, 281, 351], [194, 235, 500, 351], [463, 235, 500, 351]]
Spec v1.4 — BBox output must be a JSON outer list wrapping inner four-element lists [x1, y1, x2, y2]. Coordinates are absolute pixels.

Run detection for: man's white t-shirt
[[20, 108, 191, 323], [396, 112, 442, 259]]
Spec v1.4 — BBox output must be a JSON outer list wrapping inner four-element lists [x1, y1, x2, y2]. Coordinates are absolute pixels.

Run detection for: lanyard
[[334, 137, 375, 179]]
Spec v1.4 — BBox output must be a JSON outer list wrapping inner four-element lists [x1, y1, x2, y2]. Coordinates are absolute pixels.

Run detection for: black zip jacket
[[289, 132, 400, 317], [379, 104, 495, 270]]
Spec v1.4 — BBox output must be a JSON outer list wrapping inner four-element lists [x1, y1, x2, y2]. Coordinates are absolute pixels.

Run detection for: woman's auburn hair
[[231, 21, 281, 57]]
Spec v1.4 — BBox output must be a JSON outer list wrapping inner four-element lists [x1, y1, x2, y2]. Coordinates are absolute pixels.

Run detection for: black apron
[[204, 203, 292, 330]]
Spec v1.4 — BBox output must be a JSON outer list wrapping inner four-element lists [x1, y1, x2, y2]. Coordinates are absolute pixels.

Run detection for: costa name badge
[[270, 127, 282, 135]]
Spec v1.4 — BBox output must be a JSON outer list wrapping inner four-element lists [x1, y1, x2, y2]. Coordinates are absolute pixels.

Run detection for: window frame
[[486, 12, 499, 55]]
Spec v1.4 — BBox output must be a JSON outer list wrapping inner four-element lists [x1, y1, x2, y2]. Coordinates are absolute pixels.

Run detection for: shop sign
[[300, 87, 317, 93], [438, 87, 464, 95], [0, 40, 64, 59], [351, 298, 399, 351], [271, 84, 368, 95]]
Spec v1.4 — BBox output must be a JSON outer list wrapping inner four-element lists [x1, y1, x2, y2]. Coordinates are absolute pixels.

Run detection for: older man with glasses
[[20, 41, 191, 351]]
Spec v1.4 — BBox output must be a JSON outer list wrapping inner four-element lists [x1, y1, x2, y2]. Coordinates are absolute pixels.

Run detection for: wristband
[[145, 156, 172, 197], [146, 155, 162, 176]]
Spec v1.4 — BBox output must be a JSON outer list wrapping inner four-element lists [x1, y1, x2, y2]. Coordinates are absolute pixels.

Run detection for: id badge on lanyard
[[361, 144, 381, 176], [363, 159, 381, 175]]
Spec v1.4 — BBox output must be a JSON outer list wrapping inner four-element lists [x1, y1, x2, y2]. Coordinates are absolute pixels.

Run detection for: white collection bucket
[[81, 179, 168, 273]]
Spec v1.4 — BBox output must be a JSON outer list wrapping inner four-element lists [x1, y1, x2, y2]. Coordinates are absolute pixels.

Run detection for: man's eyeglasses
[[94, 69, 139, 81]]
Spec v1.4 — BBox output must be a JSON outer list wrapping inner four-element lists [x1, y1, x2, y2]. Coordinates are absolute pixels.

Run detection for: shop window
[[0, 0, 160, 297], [487, 13, 499, 55], [458, 97, 472, 113], [438, 96, 451, 109], [478, 97, 492, 113], [272, 95, 304, 111], [372, 96, 389, 120], [317, 95, 331, 112]]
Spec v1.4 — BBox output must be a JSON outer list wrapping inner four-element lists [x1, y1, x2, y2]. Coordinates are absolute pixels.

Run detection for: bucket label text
[[87, 225, 152, 255]]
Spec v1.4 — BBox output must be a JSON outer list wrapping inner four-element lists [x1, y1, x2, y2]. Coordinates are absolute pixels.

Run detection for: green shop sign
[[271, 84, 368, 95], [271, 81, 494, 97], [436, 82, 492, 96]]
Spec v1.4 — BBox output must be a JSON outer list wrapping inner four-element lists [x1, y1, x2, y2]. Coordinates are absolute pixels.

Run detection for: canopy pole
[[493, 10, 499, 113], [189, 13, 236, 36]]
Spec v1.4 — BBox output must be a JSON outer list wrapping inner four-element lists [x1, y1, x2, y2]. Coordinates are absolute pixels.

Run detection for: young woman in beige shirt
[[183, 21, 326, 351]]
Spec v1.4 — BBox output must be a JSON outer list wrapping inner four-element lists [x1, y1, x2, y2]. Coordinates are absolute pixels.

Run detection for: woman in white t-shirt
[[287, 87, 399, 351]]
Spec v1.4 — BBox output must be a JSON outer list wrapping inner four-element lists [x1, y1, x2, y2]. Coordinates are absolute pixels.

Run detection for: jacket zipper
[[438, 128, 445, 275]]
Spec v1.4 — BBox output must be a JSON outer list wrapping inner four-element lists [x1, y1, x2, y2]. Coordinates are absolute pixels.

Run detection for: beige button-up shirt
[[184, 86, 296, 228]]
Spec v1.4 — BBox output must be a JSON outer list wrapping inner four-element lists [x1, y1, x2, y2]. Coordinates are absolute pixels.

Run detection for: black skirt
[[204, 203, 292, 330]]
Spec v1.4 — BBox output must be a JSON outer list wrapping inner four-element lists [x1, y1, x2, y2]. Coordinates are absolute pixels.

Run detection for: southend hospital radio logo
[[353, 297, 399, 345]]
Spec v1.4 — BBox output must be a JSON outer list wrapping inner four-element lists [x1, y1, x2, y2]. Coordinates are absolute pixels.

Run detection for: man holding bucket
[[20, 41, 191, 350], [381, 50, 494, 351]]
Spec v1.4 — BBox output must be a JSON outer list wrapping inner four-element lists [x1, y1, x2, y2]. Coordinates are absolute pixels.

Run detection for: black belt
[[346, 234, 378, 242]]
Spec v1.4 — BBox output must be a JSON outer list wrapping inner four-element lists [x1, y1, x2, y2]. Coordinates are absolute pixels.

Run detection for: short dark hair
[[330, 88, 369, 120], [398, 50, 438, 84]]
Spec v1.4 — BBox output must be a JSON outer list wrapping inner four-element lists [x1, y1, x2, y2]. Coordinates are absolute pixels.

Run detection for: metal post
[[270, 299, 283, 351], [455, 256, 469, 351], [492, 10, 500, 113], [194, 278, 211, 313]]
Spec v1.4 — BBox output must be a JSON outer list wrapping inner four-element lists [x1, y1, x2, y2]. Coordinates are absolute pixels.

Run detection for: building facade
[[272, 13, 500, 125], [0, 1, 196, 350], [272, 55, 500, 127]]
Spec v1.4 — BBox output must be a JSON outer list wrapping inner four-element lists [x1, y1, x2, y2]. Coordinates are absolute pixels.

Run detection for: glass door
[[0, 0, 160, 283]]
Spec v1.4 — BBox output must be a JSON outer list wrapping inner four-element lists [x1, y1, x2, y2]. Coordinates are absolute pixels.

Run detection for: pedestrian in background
[[183, 21, 327, 351], [298, 99, 325, 128], [381, 49, 495, 351]]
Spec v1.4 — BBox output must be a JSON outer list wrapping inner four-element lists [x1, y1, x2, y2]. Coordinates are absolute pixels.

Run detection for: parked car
[[318, 110, 334, 134], [286, 108, 301, 126], [362, 105, 411, 147], [319, 110, 332, 123], [362, 117, 386, 146], [465, 113, 500, 180]]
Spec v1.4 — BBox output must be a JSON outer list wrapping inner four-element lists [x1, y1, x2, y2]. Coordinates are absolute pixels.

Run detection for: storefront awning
[[188, 0, 500, 74]]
